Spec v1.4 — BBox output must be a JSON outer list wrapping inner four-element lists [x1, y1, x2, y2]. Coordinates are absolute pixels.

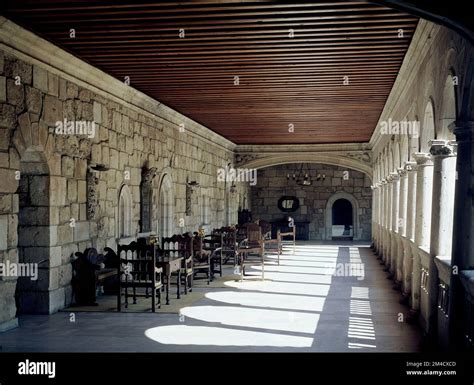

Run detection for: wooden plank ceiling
[[2, 1, 418, 145]]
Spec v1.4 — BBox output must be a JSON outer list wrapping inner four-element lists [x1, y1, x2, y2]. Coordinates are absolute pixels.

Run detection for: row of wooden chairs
[[72, 222, 296, 311]]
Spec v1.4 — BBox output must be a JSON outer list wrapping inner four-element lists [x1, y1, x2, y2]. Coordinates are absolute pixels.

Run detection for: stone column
[[403, 161, 417, 298], [385, 176, 393, 265], [380, 179, 387, 260], [371, 184, 377, 249], [376, 182, 382, 253], [426, 140, 457, 339], [389, 172, 400, 277], [448, 122, 474, 348], [398, 167, 408, 283], [411, 152, 434, 315]]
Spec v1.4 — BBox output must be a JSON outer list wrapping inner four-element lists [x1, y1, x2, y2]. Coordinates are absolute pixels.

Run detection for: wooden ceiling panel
[[2, 1, 418, 144]]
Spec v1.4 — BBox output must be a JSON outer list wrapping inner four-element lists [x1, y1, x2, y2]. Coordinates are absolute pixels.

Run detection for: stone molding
[[234, 146, 373, 179]]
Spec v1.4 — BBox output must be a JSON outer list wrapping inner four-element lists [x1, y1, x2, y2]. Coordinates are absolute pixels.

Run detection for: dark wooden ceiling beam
[[1, 0, 417, 145]]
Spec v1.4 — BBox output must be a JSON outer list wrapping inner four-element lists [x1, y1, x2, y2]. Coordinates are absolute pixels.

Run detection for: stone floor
[[0, 242, 422, 352]]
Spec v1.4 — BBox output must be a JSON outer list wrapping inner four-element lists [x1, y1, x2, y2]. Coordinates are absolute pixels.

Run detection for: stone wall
[[0, 47, 250, 329], [250, 164, 372, 241]]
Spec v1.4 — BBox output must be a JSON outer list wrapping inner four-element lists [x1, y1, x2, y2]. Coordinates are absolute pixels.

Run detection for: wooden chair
[[259, 220, 281, 265], [192, 233, 212, 284], [280, 224, 296, 253], [162, 234, 193, 294], [117, 241, 162, 312], [212, 226, 238, 266], [203, 233, 224, 278], [236, 223, 265, 281]]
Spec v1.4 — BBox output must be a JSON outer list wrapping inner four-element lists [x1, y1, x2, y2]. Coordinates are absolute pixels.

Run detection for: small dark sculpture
[[71, 248, 105, 306]]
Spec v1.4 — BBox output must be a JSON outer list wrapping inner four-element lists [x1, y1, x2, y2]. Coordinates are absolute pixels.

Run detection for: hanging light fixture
[[287, 164, 325, 186]]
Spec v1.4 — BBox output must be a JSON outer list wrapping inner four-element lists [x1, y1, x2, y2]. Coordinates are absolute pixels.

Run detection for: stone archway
[[325, 192, 360, 241], [236, 150, 373, 181]]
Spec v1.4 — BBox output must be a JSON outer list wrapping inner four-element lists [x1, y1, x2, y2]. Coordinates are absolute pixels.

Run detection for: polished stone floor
[[0, 242, 422, 352]]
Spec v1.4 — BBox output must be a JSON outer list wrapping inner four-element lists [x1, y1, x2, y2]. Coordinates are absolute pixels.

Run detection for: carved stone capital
[[142, 167, 158, 186], [429, 139, 457, 157], [397, 167, 407, 177], [404, 161, 417, 172], [413, 152, 433, 167], [389, 171, 400, 181]]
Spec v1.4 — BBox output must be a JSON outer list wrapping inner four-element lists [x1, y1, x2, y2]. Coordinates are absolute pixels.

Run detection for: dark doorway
[[332, 199, 353, 239]]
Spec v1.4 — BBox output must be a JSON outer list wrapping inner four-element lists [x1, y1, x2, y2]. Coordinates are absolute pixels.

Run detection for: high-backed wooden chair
[[212, 226, 238, 266], [259, 220, 281, 265], [200, 233, 223, 278], [162, 234, 193, 294], [117, 241, 162, 312], [192, 233, 212, 284], [236, 223, 265, 281]]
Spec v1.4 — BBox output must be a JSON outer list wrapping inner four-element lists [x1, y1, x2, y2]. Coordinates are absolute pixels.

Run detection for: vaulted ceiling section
[[2, 1, 418, 144]]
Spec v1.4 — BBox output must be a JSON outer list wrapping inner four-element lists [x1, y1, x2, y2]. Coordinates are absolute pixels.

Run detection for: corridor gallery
[[0, 1, 473, 354]]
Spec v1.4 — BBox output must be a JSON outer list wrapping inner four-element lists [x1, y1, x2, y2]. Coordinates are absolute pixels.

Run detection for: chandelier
[[287, 163, 326, 186]]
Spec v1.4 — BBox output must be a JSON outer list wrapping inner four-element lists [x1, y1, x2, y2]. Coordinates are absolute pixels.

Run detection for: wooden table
[[155, 256, 183, 305]]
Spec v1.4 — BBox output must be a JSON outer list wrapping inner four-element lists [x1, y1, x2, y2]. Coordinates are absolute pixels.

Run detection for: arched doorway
[[332, 199, 354, 240], [325, 192, 360, 240]]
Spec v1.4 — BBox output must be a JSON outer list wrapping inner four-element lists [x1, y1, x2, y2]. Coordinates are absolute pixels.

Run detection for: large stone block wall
[[250, 164, 372, 241], [0, 48, 250, 328]]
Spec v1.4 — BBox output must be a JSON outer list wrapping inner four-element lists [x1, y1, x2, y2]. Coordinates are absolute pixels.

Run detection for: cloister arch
[[439, 72, 458, 140], [239, 153, 372, 180], [409, 116, 420, 160], [421, 100, 436, 152]]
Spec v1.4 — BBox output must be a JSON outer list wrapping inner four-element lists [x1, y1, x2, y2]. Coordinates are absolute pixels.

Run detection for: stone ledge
[[0, 317, 18, 332], [434, 256, 452, 283]]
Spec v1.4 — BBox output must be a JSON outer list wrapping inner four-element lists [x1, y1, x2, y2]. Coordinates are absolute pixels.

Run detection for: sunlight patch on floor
[[144, 325, 314, 347], [205, 291, 326, 312], [180, 305, 320, 334], [224, 279, 330, 296]]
